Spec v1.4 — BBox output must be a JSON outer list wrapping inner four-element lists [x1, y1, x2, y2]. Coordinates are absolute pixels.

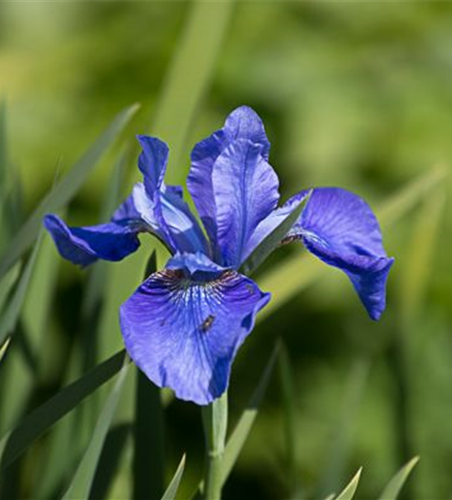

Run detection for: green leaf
[[334, 468, 362, 500], [0, 99, 8, 189], [239, 192, 311, 276], [257, 165, 448, 322], [133, 252, 165, 500], [277, 343, 300, 493], [0, 262, 20, 314], [62, 357, 130, 500], [161, 455, 186, 500], [150, 1, 235, 178], [0, 349, 128, 472], [0, 233, 43, 346], [0, 339, 10, 364], [377, 457, 419, 500], [318, 358, 370, 496], [399, 189, 445, 327], [221, 343, 280, 483], [378, 165, 447, 226], [0, 103, 139, 279]]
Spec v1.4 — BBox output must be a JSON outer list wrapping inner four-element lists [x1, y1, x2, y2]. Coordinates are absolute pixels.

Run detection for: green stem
[[202, 392, 228, 500]]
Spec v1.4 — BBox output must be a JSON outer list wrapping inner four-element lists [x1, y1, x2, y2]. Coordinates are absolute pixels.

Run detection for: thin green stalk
[[202, 392, 228, 500]]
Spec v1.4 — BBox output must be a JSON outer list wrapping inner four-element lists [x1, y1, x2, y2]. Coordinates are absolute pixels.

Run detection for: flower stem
[[202, 392, 228, 500]]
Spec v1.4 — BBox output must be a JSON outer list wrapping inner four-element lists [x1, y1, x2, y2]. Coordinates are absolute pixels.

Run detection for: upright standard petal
[[120, 268, 270, 405], [288, 188, 394, 320], [187, 106, 271, 247], [212, 139, 280, 267], [44, 195, 143, 267], [136, 135, 169, 198], [135, 136, 208, 255]]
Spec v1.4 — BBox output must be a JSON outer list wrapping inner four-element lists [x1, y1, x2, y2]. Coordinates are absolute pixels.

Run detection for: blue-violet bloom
[[44, 106, 394, 405]]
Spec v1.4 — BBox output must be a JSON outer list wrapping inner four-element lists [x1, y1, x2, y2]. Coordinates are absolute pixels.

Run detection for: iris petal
[[212, 139, 279, 267], [135, 136, 208, 255], [44, 195, 143, 267], [289, 188, 393, 320], [120, 268, 270, 405], [187, 106, 271, 249]]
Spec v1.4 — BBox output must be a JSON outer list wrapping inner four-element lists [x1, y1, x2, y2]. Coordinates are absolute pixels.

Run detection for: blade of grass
[[133, 252, 165, 500], [0, 233, 43, 346], [399, 189, 445, 328], [161, 455, 186, 500], [4, 231, 62, 448], [90, 424, 132, 500], [0, 349, 128, 472], [377, 457, 419, 500], [0, 262, 21, 315], [221, 343, 280, 484], [334, 468, 362, 500], [239, 193, 310, 276], [149, 0, 235, 178], [377, 165, 446, 226], [0, 99, 7, 186], [0, 103, 139, 279], [257, 165, 448, 321], [318, 358, 370, 497], [277, 343, 300, 495], [36, 151, 133, 498], [0, 339, 10, 364], [0, 99, 8, 247], [62, 358, 130, 500]]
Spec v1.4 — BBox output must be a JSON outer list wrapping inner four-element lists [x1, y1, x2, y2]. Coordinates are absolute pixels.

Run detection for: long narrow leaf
[[377, 457, 419, 500], [0, 339, 10, 364], [0, 99, 7, 186], [161, 455, 186, 500], [0, 350, 128, 472], [378, 165, 446, 226], [277, 343, 300, 493], [221, 343, 280, 483], [0, 262, 21, 314], [334, 468, 362, 500], [239, 193, 310, 276], [62, 358, 130, 500], [150, 0, 235, 177], [0, 234, 43, 346], [0, 103, 139, 279]]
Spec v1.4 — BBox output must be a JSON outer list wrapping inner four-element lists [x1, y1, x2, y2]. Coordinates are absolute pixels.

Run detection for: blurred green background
[[0, 1, 451, 499]]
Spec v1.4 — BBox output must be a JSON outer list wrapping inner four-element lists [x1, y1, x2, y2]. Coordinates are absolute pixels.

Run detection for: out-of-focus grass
[[0, 2, 451, 499]]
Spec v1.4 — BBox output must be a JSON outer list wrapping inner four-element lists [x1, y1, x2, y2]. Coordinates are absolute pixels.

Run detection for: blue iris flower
[[44, 106, 394, 405]]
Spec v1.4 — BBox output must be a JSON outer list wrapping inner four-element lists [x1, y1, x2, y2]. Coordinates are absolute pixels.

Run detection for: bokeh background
[[0, 1, 451, 499]]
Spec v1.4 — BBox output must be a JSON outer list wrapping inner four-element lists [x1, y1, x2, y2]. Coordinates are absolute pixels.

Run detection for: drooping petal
[[212, 139, 280, 267], [187, 106, 271, 247], [120, 268, 270, 405], [288, 188, 394, 320], [44, 195, 143, 267]]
